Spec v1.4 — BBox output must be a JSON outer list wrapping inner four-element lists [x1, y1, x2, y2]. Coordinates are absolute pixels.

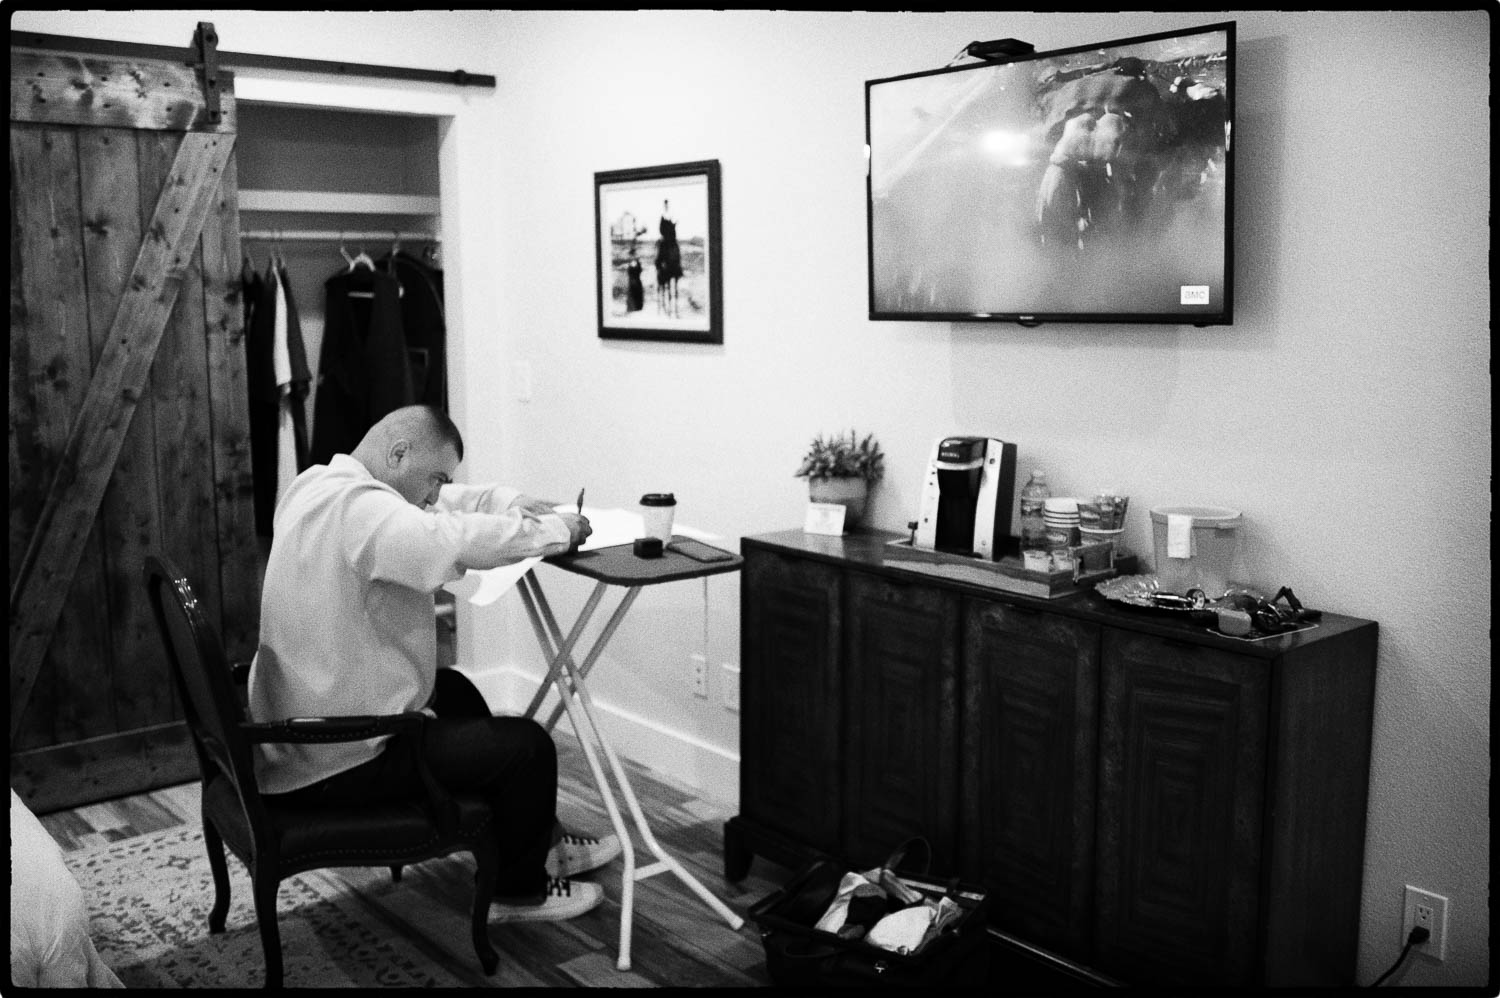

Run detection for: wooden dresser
[[726, 529, 1377, 988]]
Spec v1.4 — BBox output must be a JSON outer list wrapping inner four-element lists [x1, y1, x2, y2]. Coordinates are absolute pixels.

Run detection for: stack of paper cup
[[1042, 497, 1081, 546]]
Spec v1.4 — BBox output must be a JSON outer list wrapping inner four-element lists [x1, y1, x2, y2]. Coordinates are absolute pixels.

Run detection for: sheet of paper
[[454, 559, 538, 606], [444, 506, 727, 607], [572, 506, 644, 550]]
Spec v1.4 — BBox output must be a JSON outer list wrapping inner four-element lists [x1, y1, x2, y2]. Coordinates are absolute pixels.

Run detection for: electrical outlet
[[720, 662, 740, 712], [1403, 885, 1449, 960], [689, 653, 708, 698]]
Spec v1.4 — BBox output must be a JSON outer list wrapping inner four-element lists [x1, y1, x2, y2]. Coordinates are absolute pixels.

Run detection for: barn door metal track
[[14, 26, 496, 90]]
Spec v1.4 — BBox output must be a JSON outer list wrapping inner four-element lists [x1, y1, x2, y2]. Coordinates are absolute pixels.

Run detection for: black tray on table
[[1093, 574, 1320, 642]]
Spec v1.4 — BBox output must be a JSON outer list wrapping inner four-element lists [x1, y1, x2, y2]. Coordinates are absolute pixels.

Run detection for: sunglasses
[[1153, 585, 1322, 634], [1203, 585, 1322, 633]]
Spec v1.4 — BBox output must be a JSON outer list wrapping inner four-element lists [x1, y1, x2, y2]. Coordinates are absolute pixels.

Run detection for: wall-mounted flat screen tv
[[866, 21, 1234, 326]]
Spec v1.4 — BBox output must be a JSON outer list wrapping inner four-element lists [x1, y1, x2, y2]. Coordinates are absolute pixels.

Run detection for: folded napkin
[[866, 904, 935, 955]]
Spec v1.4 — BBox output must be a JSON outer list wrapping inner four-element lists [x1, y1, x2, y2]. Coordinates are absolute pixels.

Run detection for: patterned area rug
[[63, 825, 497, 988], [61, 795, 783, 988]]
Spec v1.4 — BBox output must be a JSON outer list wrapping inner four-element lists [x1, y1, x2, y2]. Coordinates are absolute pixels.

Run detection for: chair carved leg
[[203, 817, 232, 933], [252, 868, 284, 989], [470, 845, 500, 975]]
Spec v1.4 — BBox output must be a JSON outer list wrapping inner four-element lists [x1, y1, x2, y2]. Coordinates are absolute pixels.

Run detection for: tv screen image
[[866, 22, 1234, 325]]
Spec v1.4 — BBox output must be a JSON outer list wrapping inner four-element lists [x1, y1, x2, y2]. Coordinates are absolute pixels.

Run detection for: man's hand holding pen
[[507, 492, 591, 550], [557, 511, 591, 549], [559, 487, 590, 549]]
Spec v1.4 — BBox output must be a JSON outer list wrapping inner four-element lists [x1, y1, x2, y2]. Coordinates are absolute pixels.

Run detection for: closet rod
[[241, 230, 438, 243], [15, 31, 496, 89]]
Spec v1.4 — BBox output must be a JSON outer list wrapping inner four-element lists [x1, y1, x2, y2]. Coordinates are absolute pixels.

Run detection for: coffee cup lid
[[641, 493, 676, 506]]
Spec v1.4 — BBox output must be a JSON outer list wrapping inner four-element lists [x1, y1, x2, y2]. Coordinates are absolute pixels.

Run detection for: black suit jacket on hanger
[[310, 266, 413, 465], [379, 249, 447, 412]]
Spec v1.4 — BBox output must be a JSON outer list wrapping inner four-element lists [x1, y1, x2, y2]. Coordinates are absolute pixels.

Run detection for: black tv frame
[[866, 21, 1235, 327]]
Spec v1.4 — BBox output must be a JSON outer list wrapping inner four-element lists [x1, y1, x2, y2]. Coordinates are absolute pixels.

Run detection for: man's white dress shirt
[[248, 454, 571, 794]]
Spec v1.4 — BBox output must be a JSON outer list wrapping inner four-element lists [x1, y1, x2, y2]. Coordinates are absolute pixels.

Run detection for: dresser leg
[[723, 817, 753, 882]]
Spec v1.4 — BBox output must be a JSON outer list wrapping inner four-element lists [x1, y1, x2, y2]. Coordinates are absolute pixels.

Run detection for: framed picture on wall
[[595, 160, 722, 344]]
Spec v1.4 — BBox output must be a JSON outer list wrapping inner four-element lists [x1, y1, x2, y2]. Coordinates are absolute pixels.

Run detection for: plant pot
[[808, 476, 869, 529]]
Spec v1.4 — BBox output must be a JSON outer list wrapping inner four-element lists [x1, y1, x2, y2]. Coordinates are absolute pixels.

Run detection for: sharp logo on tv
[[866, 22, 1235, 326]]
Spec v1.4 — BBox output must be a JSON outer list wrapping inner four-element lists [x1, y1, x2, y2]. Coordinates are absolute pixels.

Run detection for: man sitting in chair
[[248, 404, 618, 921]]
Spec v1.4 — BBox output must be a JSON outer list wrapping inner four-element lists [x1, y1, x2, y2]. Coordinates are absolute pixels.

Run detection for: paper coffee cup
[[640, 493, 676, 543]]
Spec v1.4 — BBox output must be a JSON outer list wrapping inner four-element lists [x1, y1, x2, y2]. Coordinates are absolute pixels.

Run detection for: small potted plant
[[794, 430, 885, 528]]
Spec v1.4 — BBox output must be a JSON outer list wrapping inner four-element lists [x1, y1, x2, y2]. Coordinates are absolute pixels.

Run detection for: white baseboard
[[456, 663, 740, 811]]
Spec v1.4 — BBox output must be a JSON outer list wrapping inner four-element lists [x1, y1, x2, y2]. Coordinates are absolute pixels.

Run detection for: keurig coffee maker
[[913, 436, 1018, 560]]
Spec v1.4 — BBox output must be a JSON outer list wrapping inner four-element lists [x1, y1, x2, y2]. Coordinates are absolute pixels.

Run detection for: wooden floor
[[38, 733, 1104, 990], [37, 732, 796, 987]]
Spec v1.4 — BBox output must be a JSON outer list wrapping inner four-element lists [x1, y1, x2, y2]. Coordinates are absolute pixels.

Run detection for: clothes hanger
[[263, 230, 279, 278], [346, 238, 377, 298], [345, 234, 375, 272], [387, 231, 405, 297]]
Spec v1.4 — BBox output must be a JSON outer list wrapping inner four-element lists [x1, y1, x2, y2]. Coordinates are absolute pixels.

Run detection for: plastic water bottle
[[1019, 470, 1050, 554]]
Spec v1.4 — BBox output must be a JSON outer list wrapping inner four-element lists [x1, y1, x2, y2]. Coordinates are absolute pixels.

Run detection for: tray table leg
[[517, 576, 641, 968], [517, 570, 745, 972], [517, 574, 606, 721]]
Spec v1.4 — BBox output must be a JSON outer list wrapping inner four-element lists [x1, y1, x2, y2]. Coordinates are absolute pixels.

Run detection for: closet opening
[[236, 100, 457, 661]]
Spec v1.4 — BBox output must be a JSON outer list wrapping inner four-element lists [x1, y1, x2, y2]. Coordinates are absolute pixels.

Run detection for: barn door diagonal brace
[[8, 131, 236, 747], [191, 21, 222, 125]]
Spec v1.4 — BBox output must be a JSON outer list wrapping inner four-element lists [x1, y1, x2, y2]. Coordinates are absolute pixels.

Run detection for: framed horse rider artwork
[[595, 160, 722, 344]]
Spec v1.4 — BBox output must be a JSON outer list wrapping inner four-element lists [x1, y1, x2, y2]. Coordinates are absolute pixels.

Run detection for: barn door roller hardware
[[191, 21, 222, 124]]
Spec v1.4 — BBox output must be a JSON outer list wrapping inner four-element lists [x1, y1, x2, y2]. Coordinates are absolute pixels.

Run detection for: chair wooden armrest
[[241, 712, 460, 835], [239, 712, 427, 745]]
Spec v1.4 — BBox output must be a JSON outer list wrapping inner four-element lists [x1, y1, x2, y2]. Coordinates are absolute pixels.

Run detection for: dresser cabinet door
[[1095, 628, 1269, 986], [740, 550, 843, 856], [962, 599, 1098, 960], [842, 571, 960, 871]]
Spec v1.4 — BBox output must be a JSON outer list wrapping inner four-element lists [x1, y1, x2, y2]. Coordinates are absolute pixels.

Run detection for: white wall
[[14, 9, 1489, 988], [485, 11, 1491, 990]]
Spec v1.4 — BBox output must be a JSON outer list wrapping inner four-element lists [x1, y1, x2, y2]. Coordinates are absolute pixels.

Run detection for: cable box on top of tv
[[965, 38, 1035, 61]]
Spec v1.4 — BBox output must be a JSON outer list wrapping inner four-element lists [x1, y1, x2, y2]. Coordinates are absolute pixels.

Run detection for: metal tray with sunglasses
[[1094, 575, 1322, 638]]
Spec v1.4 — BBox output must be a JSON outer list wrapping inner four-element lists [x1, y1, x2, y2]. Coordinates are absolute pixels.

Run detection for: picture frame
[[595, 159, 722, 344]]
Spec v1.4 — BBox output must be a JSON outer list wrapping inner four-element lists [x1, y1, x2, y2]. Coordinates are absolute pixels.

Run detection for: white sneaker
[[490, 877, 604, 922], [546, 831, 623, 878]]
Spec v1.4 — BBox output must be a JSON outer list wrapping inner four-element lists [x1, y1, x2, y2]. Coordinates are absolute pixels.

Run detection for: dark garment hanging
[[244, 263, 312, 537], [278, 265, 313, 471], [242, 256, 261, 337], [243, 260, 273, 536], [378, 249, 448, 412], [309, 266, 414, 466]]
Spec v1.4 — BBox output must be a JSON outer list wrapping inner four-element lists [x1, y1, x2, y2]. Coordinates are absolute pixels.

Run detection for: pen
[[576, 487, 585, 514]]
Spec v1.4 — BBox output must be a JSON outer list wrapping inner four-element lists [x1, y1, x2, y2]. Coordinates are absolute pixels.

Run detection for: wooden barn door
[[9, 31, 258, 812]]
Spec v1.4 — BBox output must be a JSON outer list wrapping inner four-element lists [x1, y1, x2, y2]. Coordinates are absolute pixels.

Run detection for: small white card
[[1166, 513, 1195, 558], [804, 502, 847, 536], [1180, 285, 1210, 306]]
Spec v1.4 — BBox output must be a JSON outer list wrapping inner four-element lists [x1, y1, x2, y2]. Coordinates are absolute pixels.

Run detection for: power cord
[[1371, 925, 1430, 986]]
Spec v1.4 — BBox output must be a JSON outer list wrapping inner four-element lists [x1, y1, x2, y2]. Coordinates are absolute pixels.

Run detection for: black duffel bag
[[748, 839, 991, 989]]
